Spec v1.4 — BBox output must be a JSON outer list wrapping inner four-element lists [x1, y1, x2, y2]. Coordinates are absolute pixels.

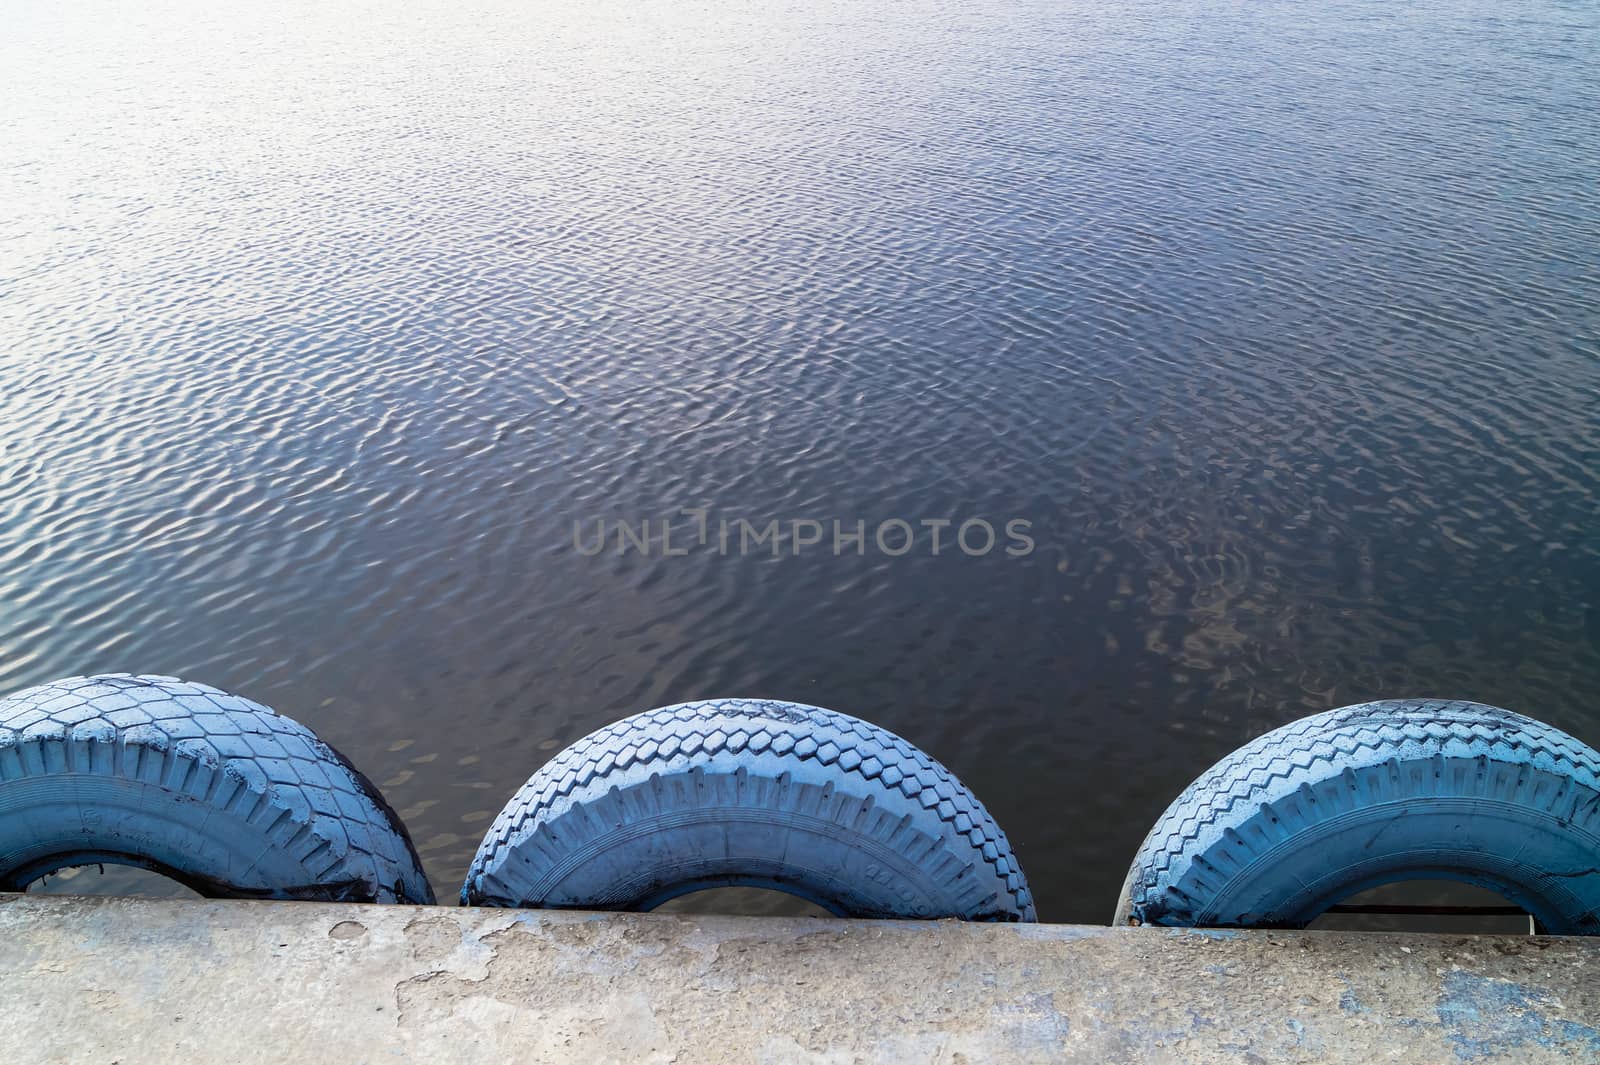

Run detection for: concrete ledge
[[3, 894, 1599, 1063]]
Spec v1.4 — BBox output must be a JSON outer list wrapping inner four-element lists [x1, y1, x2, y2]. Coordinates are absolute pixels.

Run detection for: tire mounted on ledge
[[1115, 700, 1600, 935], [464, 699, 1035, 921], [0, 674, 433, 903]]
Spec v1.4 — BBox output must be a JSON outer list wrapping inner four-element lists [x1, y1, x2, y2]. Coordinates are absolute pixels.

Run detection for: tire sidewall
[[1182, 796, 1600, 932], [0, 775, 321, 893], [470, 702, 1034, 921]]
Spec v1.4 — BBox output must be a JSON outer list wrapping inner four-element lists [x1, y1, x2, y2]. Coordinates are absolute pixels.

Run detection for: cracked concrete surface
[[2, 894, 1598, 1063]]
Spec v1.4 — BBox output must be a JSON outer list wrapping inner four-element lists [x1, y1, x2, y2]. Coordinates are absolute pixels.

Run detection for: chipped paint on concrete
[[1166, 927, 1243, 942], [1, 893, 1598, 1063], [1436, 970, 1600, 1062]]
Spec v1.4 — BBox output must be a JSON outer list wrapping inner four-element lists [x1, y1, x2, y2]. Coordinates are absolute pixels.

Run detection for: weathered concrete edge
[[2, 893, 1598, 1064]]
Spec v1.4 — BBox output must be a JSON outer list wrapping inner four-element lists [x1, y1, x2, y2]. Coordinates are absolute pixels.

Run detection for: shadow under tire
[[463, 699, 1034, 921], [1115, 699, 1600, 934], [0, 674, 433, 903]]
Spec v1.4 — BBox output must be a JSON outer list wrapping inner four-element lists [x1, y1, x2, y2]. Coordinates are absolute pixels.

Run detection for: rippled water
[[2, 0, 1598, 920]]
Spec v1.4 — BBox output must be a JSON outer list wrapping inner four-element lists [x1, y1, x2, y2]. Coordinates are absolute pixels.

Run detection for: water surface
[[2, 0, 1598, 919]]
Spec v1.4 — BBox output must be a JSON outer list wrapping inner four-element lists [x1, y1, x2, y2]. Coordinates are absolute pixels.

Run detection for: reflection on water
[[1, 0, 1597, 920]]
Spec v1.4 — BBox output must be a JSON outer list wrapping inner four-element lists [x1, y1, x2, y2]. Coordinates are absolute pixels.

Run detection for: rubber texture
[[463, 699, 1034, 921], [1115, 700, 1600, 935], [0, 674, 433, 903]]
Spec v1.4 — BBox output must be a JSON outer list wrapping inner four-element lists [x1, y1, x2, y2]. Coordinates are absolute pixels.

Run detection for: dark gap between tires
[[1308, 880, 1533, 935]]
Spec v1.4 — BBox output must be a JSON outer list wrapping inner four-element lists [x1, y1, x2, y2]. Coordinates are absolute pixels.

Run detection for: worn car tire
[[1115, 699, 1600, 934], [463, 699, 1034, 921], [0, 674, 433, 903]]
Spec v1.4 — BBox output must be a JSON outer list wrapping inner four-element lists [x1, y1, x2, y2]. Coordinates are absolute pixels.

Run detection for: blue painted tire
[[463, 699, 1035, 921], [1115, 700, 1600, 934], [0, 674, 433, 903]]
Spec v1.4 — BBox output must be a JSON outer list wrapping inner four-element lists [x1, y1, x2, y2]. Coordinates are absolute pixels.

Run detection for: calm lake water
[[2, 0, 1598, 921]]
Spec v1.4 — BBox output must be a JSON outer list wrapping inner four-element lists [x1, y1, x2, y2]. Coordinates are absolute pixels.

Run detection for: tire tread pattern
[[0, 674, 432, 903], [466, 699, 1033, 920], [1123, 699, 1600, 926]]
